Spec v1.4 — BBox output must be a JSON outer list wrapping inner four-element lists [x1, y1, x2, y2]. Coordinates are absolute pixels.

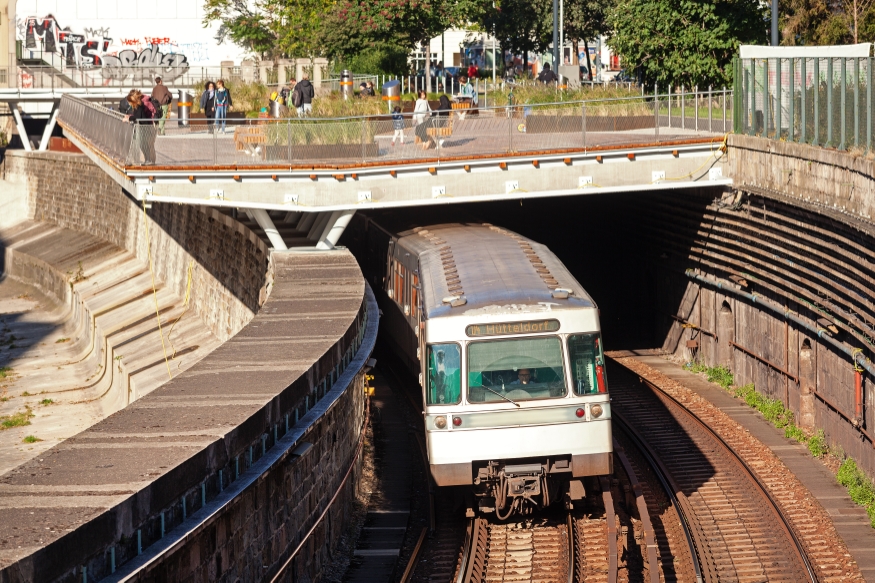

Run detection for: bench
[[234, 126, 266, 154]]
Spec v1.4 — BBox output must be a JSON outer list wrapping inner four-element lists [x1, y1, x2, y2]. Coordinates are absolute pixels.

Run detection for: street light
[[552, 0, 559, 68]]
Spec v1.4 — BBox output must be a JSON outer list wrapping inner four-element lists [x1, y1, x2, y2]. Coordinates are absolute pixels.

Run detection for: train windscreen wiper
[[482, 385, 520, 407]]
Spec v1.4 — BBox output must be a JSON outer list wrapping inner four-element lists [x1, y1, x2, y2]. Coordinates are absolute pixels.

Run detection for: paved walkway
[[625, 352, 875, 583]]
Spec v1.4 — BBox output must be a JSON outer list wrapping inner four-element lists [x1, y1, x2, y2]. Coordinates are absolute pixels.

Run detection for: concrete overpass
[[56, 93, 733, 249]]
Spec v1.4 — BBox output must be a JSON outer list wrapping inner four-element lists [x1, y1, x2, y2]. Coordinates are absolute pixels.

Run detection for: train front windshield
[[467, 337, 566, 403]]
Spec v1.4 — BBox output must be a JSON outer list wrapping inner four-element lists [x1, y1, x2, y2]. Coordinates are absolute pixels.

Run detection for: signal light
[[452, 416, 462, 427], [575, 408, 585, 418]]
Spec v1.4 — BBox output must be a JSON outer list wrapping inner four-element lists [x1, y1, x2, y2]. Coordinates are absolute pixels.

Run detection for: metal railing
[[57, 95, 133, 164], [735, 56, 875, 151], [58, 90, 731, 169]]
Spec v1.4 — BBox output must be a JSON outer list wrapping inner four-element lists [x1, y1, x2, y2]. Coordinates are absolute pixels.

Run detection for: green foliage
[[0, 366, 10, 379], [837, 458, 875, 527], [807, 429, 828, 457], [1, 408, 33, 430], [22, 435, 41, 444], [707, 365, 734, 389], [608, 0, 767, 88], [335, 46, 411, 78], [20, 391, 31, 397], [39, 399, 54, 406]]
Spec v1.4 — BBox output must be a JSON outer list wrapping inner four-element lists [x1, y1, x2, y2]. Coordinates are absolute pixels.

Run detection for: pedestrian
[[215, 79, 233, 134], [292, 73, 315, 116], [364, 81, 376, 96], [413, 90, 432, 146], [467, 62, 478, 80], [459, 75, 478, 106], [391, 106, 405, 146], [151, 77, 172, 135], [122, 90, 157, 165], [537, 63, 558, 84], [199, 80, 217, 132], [119, 89, 136, 115], [358, 81, 368, 96], [433, 94, 452, 148]]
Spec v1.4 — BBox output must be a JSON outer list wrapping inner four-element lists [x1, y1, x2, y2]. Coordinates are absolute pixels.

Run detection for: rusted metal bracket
[[670, 314, 718, 340]]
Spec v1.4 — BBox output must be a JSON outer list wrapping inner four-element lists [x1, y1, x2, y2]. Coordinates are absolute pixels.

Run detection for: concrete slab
[[623, 352, 875, 583]]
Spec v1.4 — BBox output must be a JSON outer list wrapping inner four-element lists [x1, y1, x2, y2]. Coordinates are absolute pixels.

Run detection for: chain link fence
[[58, 91, 729, 169], [735, 57, 875, 150]]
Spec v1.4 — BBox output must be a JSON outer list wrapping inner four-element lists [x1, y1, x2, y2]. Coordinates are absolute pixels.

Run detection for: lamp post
[[552, 0, 559, 67], [771, 0, 778, 45]]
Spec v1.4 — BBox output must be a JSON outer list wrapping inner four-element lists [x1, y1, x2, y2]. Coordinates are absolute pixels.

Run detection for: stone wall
[[0, 150, 271, 341], [728, 134, 875, 225]]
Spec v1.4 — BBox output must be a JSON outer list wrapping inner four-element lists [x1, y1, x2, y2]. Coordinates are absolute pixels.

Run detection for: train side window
[[568, 334, 608, 395], [426, 343, 462, 405]]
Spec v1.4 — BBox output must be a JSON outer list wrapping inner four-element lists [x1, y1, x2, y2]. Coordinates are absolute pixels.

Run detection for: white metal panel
[[426, 419, 612, 465]]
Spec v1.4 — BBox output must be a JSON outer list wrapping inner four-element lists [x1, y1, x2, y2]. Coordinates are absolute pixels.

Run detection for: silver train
[[351, 219, 612, 517]]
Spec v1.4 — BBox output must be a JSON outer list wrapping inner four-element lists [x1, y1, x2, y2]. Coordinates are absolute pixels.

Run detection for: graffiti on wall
[[21, 14, 191, 82]]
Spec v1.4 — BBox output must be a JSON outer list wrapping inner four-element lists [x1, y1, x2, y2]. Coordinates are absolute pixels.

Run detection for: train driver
[[510, 368, 532, 385]]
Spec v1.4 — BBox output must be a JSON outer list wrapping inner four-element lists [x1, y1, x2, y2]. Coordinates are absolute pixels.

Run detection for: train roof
[[395, 223, 595, 319]]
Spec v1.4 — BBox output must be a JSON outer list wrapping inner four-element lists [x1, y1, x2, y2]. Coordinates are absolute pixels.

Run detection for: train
[[348, 218, 612, 517]]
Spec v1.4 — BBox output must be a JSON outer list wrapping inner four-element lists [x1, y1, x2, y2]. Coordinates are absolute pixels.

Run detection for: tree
[[484, 0, 554, 72], [203, 0, 329, 60], [564, 0, 611, 76], [608, 0, 767, 89]]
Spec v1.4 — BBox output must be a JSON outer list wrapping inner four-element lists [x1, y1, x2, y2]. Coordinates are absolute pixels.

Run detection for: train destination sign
[[466, 319, 560, 337]]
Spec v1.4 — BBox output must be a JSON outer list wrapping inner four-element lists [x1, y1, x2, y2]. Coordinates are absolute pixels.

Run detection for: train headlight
[[590, 404, 604, 418], [575, 408, 585, 418], [434, 416, 447, 429]]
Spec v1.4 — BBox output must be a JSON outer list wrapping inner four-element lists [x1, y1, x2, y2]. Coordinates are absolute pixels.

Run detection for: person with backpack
[[537, 63, 559, 85], [151, 77, 173, 135], [292, 73, 315, 116], [199, 81, 217, 133], [215, 79, 233, 134], [122, 90, 157, 165]]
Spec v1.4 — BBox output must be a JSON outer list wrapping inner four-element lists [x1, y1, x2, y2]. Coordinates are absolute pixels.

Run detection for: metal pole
[[840, 58, 847, 150], [772, 0, 779, 46], [560, 0, 564, 64], [582, 102, 587, 149], [827, 58, 833, 146], [814, 58, 820, 146], [655, 83, 660, 138], [789, 58, 795, 141], [695, 85, 699, 132], [553, 0, 559, 68], [801, 58, 807, 143], [681, 85, 685, 130], [776, 59, 782, 138], [709, 85, 713, 133], [867, 56, 872, 151], [855, 57, 860, 148], [763, 61, 770, 137]]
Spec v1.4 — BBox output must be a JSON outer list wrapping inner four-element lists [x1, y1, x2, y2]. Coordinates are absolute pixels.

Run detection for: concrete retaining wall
[[0, 150, 272, 341]]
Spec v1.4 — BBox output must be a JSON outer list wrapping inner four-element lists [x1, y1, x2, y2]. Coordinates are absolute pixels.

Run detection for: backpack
[[141, 95, 157, 118], [292, 87, 303, 108]]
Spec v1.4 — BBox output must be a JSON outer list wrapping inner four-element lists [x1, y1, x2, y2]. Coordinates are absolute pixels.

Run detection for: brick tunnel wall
[[0, 150, 271, 341], [642, 178, 875, 479]]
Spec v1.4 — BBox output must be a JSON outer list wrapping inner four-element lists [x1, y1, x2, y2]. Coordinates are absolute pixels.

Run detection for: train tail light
[[596, 364, 607, 393], [575, 408, 585, 418], [434, 416, 447, 429], [452, 416, 462, 427]]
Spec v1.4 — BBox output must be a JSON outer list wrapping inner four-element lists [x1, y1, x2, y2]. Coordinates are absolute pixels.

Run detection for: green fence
[[735, 56, 875, 150]]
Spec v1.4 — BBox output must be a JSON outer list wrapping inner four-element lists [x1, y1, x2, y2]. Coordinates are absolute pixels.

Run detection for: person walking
[[200, 81, 217, 132], [391, 106, 405, 146], [413, 90, 432, 145], [215, 79, 233, 134], [151, 77, 172, 135], [292, 74, 315, 116], [122, 90, 157, 165]]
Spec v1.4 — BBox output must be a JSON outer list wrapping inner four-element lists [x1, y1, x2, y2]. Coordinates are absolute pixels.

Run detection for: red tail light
[[575, 408, 585, 418], [452, 416, 462, 427], [596, 365, 607, 393]]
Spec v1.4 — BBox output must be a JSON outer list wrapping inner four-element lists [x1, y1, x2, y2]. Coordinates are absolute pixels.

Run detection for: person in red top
[[467, 63, 478, 80]]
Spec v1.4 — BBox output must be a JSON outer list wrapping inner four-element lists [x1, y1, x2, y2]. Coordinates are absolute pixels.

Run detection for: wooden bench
[[234, 126, 266, 153]]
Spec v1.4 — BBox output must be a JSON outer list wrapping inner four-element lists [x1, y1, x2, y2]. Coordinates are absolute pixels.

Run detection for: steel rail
[[613, 440, 660, 583], [630, 371, 819, 583], [612, 412, 704, 583]]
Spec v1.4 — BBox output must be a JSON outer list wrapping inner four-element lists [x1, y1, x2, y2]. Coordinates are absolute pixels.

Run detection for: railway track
[[608, 360, 817, 583]]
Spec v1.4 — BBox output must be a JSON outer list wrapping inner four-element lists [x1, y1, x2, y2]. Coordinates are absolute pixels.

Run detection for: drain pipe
[[685, 270, 875, 378]]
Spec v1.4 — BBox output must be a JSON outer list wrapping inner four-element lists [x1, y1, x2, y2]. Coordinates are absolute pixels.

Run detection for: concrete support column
[[799, 338, 816, 430], [316, 210, 355, 250], [38, 100, 61, 151], [313, 58, 328, 88], [250, 208, 288, 250], [10, 103, 32, 152]]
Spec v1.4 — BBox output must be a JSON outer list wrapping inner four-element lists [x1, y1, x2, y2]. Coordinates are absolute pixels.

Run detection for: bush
[[335, 46, 410, 78], [837, 458, 875, 527], [706, 365, 734, 389], [807, 429, 828, 457]]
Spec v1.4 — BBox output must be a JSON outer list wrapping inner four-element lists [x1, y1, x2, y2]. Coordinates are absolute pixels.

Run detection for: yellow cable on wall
[[168, 259, 195, 367], [142, 199, 173, 380]]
